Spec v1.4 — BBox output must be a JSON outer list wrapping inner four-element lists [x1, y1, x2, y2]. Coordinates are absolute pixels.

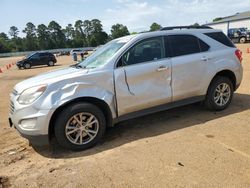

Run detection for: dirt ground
[[0, 46, 250, 188]]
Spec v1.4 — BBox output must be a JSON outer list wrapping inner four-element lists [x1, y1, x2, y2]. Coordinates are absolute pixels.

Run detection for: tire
[[54, 102, 106, 151], [24, 63, 31, 69], [239, 37, 246, 44], [205, 76, 234, 111], [48, 61, 55, 66]]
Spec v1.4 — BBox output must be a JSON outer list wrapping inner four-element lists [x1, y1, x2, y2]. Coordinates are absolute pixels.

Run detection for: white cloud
[[103, 1, 163, 32], [1, 0, 249, 35], [102, 0, 250, 32]]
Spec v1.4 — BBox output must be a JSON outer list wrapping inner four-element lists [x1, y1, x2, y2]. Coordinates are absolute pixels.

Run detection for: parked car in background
[[10, 27, 243, 150], [56, 51, 70, 57], [16, 52, 57, 69], [228, 28, 250, 43], [70, 49, 88, 55]]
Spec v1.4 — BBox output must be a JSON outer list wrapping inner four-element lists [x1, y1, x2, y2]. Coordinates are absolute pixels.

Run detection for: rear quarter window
[[167, 35, 209, 57], [198, 39, 210, 52], [204, 32, 235, 47]]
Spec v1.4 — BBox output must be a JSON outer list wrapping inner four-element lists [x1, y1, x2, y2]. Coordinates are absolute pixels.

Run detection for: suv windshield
[[77, 40, 126, 69]]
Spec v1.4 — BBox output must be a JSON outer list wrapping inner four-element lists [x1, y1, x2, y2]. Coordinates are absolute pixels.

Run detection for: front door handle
[[157, 65, 169, 72], [201, 57, 211, 61]]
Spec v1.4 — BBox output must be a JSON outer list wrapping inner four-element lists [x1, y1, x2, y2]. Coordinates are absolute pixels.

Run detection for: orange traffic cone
[[6, 65, 9, 69], [9, 64, 12, 68], [247, 48, 250, 53], [0, 68, 3, 73]]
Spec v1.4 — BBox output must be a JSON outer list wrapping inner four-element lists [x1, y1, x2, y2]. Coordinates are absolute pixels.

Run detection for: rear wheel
[[48, 61, 55, 66], [205, 76, 233, 111], [54, 102, 106, 151], [239, 37, 246, 44]]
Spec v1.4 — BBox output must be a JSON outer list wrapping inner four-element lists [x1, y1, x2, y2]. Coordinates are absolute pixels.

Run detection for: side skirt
[[114, 95, 205, 123]]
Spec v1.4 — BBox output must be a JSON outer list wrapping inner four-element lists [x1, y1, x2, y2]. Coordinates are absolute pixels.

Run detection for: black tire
[[239, 37, 246, 44], [54, 102, 106, 151], [48, 61, 55, 66], [205, 76, 234, 111], [24, 63, 31, 69]]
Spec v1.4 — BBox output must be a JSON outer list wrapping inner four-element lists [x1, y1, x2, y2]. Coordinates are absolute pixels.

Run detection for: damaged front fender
[[33, 69, 117, 119]]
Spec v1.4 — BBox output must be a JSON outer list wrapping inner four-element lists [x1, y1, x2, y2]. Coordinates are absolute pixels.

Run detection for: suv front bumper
[[9, 117, 49, 146], [9, 98, 54, 146]]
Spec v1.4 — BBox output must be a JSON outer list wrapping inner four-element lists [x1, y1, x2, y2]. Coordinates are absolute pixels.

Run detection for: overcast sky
[[0, 0, 250, 36]]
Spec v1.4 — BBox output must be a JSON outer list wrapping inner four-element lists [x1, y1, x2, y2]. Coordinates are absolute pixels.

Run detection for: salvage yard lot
[[0, 45, 250, 187]]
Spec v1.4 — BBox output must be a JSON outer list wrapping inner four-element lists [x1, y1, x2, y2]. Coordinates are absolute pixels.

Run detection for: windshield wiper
[[70, 64, 86, 69]]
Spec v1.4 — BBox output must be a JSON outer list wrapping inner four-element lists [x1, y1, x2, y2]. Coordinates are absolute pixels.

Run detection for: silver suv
[[9, 27, 243, 150]]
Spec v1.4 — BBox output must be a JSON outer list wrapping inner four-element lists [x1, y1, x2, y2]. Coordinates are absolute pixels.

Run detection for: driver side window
[[30, 53, 39, 59], [119, 37, 164, 67]]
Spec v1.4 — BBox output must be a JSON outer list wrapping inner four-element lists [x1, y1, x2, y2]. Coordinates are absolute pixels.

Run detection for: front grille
[[10, 100, 15, 114]]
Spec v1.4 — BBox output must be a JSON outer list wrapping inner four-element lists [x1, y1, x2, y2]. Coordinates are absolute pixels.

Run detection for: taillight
[[235, 49, 243, 63]]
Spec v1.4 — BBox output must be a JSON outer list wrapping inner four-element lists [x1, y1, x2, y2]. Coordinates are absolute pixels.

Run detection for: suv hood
[[17, 59, 26, 64], [14, 67, 88, 93]]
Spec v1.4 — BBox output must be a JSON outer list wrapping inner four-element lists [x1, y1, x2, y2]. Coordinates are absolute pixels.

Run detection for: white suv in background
[[70, 49, 85, 55], [9, 26, 243, 150]]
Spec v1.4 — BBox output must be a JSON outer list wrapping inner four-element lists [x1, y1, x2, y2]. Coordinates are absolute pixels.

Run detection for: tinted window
[[163, 36, 172, 58], [204, 32, 235, 47], [168, 35, 201, 57], [122, 37, 164, 66], [30, 53, 39, 59], [46, 53, 53, 57], [40, 53, 48, 57], [198, 39, 210, 52]]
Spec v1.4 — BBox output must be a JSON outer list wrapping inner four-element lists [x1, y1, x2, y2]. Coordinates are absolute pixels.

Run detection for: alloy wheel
[[65, 112, 99, 145], [214, 83, 231, 106]]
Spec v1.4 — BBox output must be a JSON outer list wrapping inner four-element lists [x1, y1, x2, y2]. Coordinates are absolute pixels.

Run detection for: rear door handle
[[157, 65, 169, 71]]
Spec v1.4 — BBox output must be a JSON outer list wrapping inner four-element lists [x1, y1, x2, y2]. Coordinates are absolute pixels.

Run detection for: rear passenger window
[[204, 32, 235, 47], [168, 35, 201, 57]]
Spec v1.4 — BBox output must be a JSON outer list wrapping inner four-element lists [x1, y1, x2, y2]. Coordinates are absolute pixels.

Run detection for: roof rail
[[160, 25, 212, 31]]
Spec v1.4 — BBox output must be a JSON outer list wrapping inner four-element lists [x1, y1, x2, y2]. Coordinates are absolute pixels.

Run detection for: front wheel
[[24, 63, 31, 69], [204, 76, 233, 111], [54, 102, 106, 151]]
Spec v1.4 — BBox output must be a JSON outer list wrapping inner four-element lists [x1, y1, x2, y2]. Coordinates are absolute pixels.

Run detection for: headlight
[[18, 85, 47, 105]]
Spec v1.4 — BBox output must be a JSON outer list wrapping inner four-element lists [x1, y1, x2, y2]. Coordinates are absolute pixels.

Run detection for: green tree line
[[0, 20, 162, 53]]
